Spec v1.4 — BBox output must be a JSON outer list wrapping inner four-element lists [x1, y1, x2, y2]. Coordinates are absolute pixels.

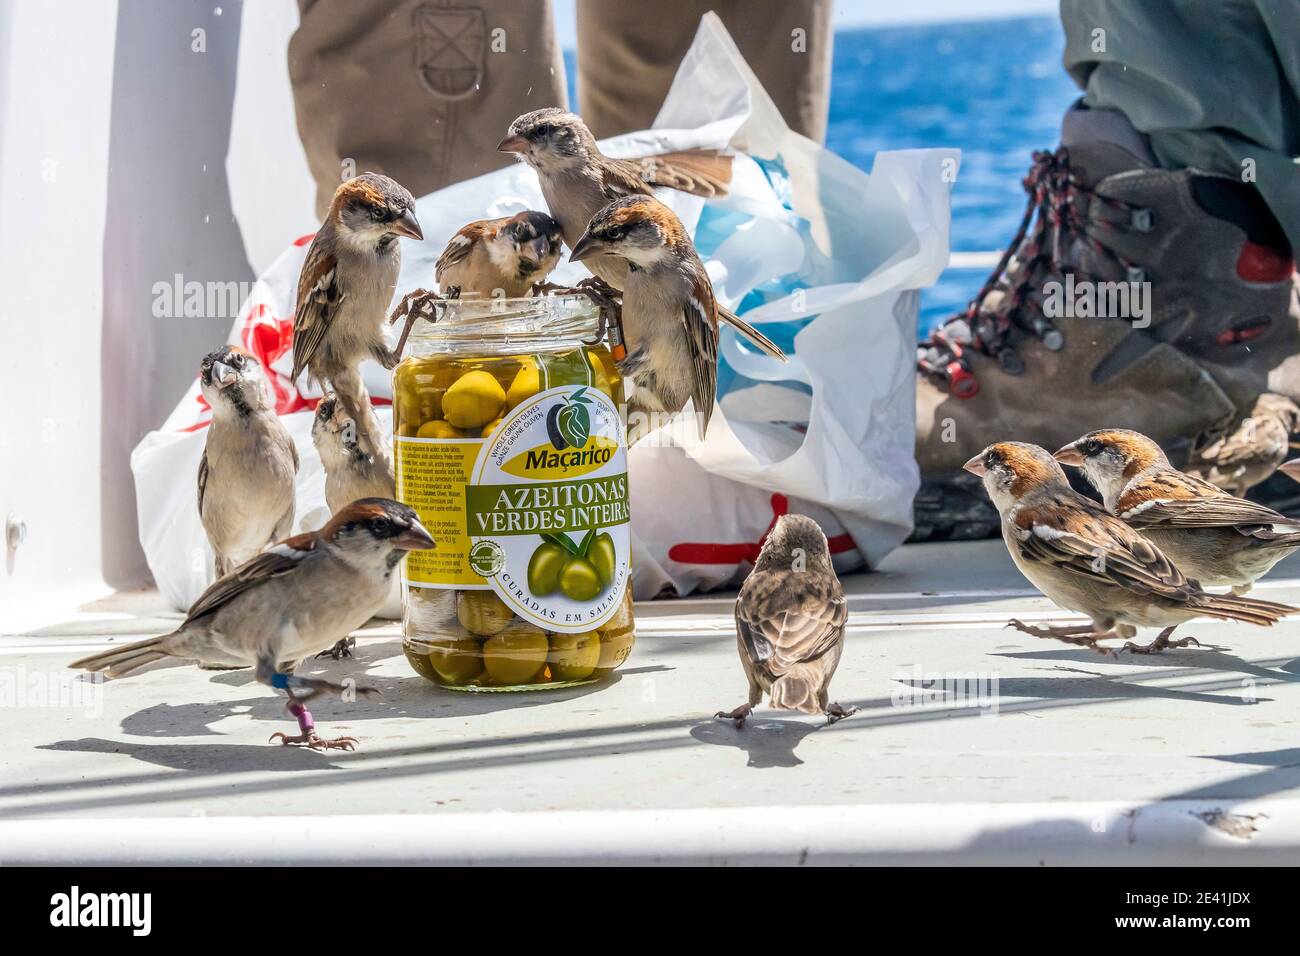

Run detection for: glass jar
[[394, 295, 635, 691]]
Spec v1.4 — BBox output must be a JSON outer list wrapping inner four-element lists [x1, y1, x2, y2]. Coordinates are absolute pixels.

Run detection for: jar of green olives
[[395, 295, 635, 691]]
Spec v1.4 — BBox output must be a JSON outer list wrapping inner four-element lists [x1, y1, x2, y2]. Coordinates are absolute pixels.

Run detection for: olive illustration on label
[[544, 387, 594, 450], [526, 541, 569, 596], [528, 527, 617, 601]]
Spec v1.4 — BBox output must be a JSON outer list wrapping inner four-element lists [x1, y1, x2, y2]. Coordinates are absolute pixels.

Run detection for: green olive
[[527, 542, 568, 596], [559, 557, 602, 601], [549, 631, 601, 682], [588, 532, 616, 588], [442, 370, 506, 429], [428, 637, 484, 685], [482, 624, 549, 685]]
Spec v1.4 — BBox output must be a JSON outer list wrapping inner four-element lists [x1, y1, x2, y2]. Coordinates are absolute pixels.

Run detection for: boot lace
[[918, 147, 1149, 398]]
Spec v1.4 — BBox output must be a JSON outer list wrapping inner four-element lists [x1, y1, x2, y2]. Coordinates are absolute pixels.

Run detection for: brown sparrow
[[1185, 393, 1300, 496], [1055, 428, 1300, 594], [71, 499, 435, 751], [291, 173, 422, 391], [570, 195, 784, 441], [197, 345, 298, 577], [311, 394, 394, 516], [498, 108, 731, 291], [967, 442, 1297, 654], [436, 210, 563, 298], [716, 514, 855, 728]]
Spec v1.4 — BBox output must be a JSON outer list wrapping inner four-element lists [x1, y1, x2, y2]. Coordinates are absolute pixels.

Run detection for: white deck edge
[[2, 801, 1296, 865]]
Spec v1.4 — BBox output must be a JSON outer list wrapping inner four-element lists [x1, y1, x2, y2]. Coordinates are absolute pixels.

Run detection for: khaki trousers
[[290, 0, 832, 217]]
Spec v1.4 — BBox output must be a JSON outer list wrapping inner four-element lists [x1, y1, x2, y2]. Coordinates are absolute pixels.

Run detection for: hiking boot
[[914, 102, 1300, 540]]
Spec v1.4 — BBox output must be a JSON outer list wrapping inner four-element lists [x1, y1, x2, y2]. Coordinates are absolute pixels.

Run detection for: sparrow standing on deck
[[1056, 428, 1300, 594], [716, 514, 855, 727], [967, 441, 1296, 654], [197, 345, 298, 578], [71, 500, 435, 751]]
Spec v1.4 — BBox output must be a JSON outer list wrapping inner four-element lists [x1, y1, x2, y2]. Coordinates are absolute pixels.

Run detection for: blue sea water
[[566, 15, 1079, 340]]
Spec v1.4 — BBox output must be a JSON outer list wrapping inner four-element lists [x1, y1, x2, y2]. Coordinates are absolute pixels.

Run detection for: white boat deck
[[4, 539, 1300, 864]]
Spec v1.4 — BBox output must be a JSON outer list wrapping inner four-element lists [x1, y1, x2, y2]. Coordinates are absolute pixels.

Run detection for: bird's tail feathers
[[769, 668, 822, 715], [717, 306, 787, 362], [69, 635, 183, 679], [1194, 593, 1297, 627]]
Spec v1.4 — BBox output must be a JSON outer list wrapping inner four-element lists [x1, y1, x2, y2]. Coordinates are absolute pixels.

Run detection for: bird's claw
[[715, 705, 752, 729], [315, 637, 356, 661], [269, 731, 359, 751], [1121, 634, 1202, 655], [825, 703, 858, 724]]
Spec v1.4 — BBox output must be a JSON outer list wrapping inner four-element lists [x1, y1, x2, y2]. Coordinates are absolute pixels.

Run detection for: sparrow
[[436, 210, 563, 298], [1185, 393, 1300, 496], [70, 499, 435, 751], [291, 172, 422, 396], [1055, 428, 1300, 594], [966, 442, 1297, 654], [716, 514, 855, 727], [499, 108, 731, 291], [197, 345, 298, 578], [570, 195, 784, 441], [311, 394, 395, 516]]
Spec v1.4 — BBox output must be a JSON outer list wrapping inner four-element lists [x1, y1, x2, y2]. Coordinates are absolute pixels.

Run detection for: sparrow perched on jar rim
[[967, 442, 1297, 654], [499, 108, 731, 292], [436, 210, 563, 299], [291, 173, 422, 391], [1055, 428, 1300, 594], [717, 514, 856, 727], [570, 195, 784, 441], [197, 345, 298, 578], [1185, 393, 1300, 497], [70, 499, 435, 751]]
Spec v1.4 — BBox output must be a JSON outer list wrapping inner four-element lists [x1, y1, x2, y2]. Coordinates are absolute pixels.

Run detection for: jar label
[[398, 384, 630, 633]]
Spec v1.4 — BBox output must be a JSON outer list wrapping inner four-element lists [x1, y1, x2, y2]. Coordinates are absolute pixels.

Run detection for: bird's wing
[[183, 534, 318, 626], [436, 221, 488, 282], [196, 449, 210, 518], [1012, 491, 1199, 601], [736, 571, 847, 679], [717, 304, 787, 360], [291, 240, 343, 381], [625, 149, 733, 198], [681, 269, 719, 437], [1118, 471, 1300, 531], [596, 159, 658, 201]]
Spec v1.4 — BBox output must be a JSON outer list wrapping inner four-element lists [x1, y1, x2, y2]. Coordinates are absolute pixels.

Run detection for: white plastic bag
[[131, 13, 955, 610]]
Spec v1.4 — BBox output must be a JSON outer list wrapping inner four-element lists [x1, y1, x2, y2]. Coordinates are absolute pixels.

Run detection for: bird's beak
[[520, 235, 551, 267], [1280, 459, 1300, 484], [1052, 443, 1085, 466], [496, 134, 528, 154], [569, 232, 604, 263], [393, 207, 424, 241], [962, 454, 987, 477], [394, 519, 436, 552], [212, 360, 238, 389]]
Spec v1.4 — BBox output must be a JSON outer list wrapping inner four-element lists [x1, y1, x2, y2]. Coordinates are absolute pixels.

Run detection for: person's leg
[[289, 0, 567, 218], [1062, 0, 1300, 256], [915, 1, 1300, 537], [576, 0, 833, 142]]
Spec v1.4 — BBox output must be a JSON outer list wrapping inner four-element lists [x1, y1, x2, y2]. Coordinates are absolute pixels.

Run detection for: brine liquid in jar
[[395, 296, 635, 691]]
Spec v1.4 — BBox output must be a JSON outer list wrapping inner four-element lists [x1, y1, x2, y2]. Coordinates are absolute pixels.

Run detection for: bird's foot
[[1005, 619, 1116, 656], [269, 731, 359, 752], [824, 703, 858, 725], [715, 704, 753, 729], [315, 637, 356, 661], [1121, 630, 1201, 655]]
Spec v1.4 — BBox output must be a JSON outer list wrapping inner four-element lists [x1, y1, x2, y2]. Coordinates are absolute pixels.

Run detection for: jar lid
[[404, 294, 600, 355]]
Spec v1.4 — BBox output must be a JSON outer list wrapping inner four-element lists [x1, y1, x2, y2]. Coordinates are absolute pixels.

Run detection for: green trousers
[[1063, 0, 1300, 253]]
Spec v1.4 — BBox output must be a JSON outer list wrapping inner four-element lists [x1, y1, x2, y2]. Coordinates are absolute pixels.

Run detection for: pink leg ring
[[287, 698, 315, 734]]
